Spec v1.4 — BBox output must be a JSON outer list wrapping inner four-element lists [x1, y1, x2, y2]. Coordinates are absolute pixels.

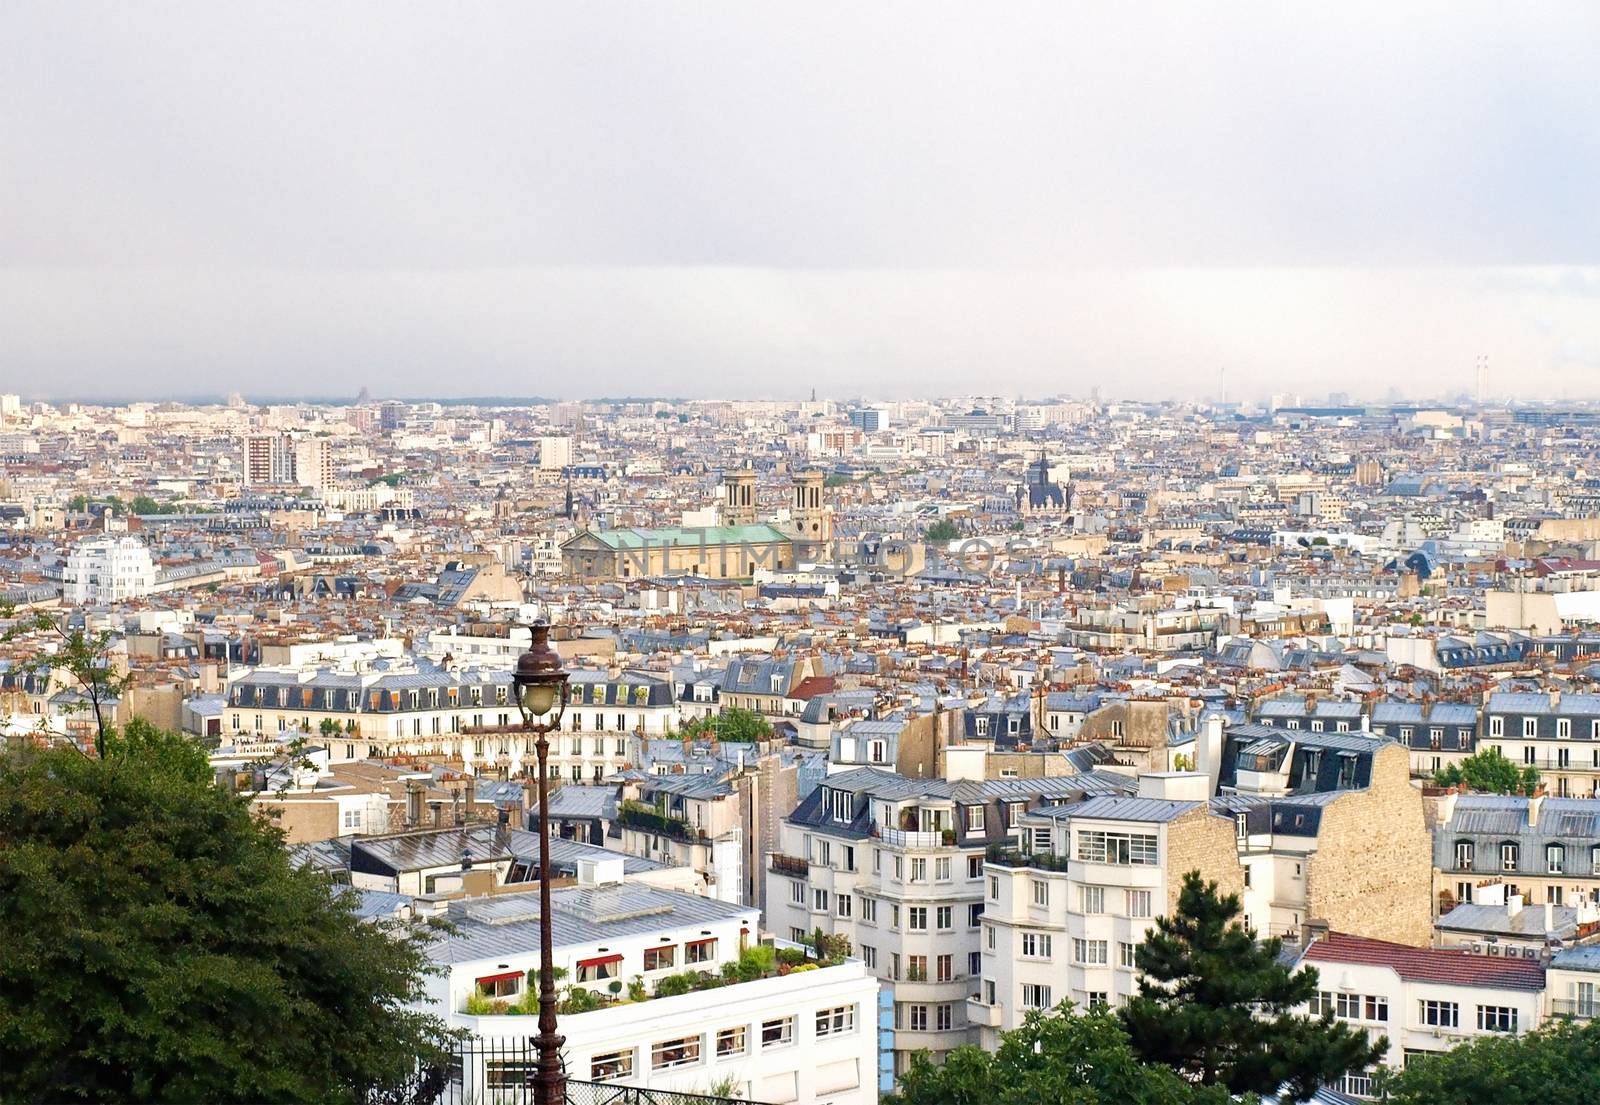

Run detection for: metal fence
[[380, 1039, 759, 1105]]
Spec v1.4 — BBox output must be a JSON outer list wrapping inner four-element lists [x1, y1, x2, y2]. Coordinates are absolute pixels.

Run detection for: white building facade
[[63, 535, 157, 605]]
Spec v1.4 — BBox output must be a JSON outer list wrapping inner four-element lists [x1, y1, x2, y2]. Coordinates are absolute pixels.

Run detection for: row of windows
[[1453, 840, 1600, 874], [1308, 990, 1388, 1022], [589, 1006, 857, 1080], [1490, 716, 1600, 739], [1418, 1000, 1519, 1033], [988, 928, 1141, 968]]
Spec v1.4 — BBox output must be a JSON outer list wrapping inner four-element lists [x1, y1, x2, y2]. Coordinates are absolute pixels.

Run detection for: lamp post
[[511, 622, 571, 1105]]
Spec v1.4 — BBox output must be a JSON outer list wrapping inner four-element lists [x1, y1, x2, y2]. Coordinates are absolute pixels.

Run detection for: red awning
[[646, 944, 676, 954], [475, 970, 525, 986], [687, 938, 715, 947], [577, 954, 624, 969]]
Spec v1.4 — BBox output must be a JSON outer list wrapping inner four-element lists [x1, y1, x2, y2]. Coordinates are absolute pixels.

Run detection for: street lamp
[[512, 622, 570, 1105]]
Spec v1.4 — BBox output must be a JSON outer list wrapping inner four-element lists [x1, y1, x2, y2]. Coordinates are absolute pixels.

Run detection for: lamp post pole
[[512, 622, 570, 1105]]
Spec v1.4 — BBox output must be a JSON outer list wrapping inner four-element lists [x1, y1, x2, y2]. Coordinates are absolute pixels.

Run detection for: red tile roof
[[1303, 931, 1545, 992], [789, 676, 837, 700]]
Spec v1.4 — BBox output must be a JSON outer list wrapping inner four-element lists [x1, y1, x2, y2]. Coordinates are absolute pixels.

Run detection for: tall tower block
[[721, 465, 758, 527]]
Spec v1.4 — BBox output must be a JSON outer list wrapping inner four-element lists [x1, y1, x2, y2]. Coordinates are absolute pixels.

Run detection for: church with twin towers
[[560, 463, 834, 581]]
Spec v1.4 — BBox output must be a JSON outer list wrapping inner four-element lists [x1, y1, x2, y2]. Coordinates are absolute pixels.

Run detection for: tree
[[0, 720, 454, 1103], [680, 706, 771, 743], [1433, 748, 1539, 794], [892, 1003, 1233, 1105], [1120, 872, 1385, 1102], [926, 518, 961, 542], [1, 602, 132, 758], [1376, 1016, 1600, 1105]]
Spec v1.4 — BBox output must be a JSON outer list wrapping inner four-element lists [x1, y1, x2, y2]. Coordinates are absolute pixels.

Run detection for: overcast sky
[[3, 2, 1599, 402]]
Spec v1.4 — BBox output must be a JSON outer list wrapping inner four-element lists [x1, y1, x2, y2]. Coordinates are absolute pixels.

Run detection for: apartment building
[[417, 861, 880, 1105], [1286, 931, 1547, 1098], [223, 660, 678, 780], [764, 767, 1133, 1074], [63, 535, 156, 604], [1546, 945, 1600, 1022], [1432, 791, 1600, 910], [1481, 691, 1600, 797], [615, 773, 747, 904], [1213, 724, 1434, 945], [973, 773, 1243, 1045], [1369, 700, 1479, 778]]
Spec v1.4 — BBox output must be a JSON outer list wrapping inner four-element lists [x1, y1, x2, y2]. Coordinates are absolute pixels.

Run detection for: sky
[[3, 2, 1599, 402]]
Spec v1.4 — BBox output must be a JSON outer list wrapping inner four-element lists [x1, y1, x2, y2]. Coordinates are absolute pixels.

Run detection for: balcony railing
[[986, 844, 1072, 872], [871, 821, 947, 849], [769, 853, 810, 877], [1551, 999, 1598, 1020]]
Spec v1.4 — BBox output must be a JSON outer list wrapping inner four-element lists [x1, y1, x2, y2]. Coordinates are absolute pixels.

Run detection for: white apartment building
[[765, 767, 1132, 1074], [223, 659, 680, 780], [63, 535, 157, 605], [1286, 931, 1547, 1098], [416, 860, 879, 1105], [973, 775, 1242, 1045]]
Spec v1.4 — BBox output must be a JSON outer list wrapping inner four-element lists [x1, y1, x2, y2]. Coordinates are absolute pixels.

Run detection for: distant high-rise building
[[243, 433, 293, 485], [379, 401, 407, 432], [293, 438, 335, 491], [0, 394, 22, 421], [538, 435, 572, 471]]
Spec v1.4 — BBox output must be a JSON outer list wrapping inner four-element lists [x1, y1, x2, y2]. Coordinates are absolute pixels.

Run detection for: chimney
[[1528, 792, 1544, 829], [404, 781, 423, 829], [1300, 918, 1331, 947], [1197, 713, 1224, 795], [1544, 901, 1555, 932]]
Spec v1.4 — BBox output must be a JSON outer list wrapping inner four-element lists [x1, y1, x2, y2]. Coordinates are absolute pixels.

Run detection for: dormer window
[[1310, 720, 1324, 733], [1008, 716, 1020, 735], [1501, 841, 1520, 872], [1547, 844, 1565, 874], [1455, 840, 1474, 869], [825, 788, 854, 823], [975, 717, 989, 737], [1286, 719, 1300, 730]]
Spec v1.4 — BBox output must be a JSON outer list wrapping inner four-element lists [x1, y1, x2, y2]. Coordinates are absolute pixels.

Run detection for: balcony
[[1551, 999, 1598, 1021], [616, 800, 709, 843], [871, 822, 948, 849], [986, 844, 1071, 872], [769, 853, 810, 877], [966, 996, 1003, 1027]]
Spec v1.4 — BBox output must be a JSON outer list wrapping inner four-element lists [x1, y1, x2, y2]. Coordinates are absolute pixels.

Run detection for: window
[[969, 855, 984, 879], [861, 898, 877, 923], [969, 951, 982, 975], [1022, 984, 1052, 1009], [342, 809, 361, 830], [590, 1049, 635, 1082], [476, 972, 523, 999], [1455, 840, 1474, 869], [908, 955, 928, 981], [975, 717, 989, 736], [1077, 830, 1159, 865], [1547, 845, 1566, 874], [789, 880, 805, 905], [1080, 885, 1105, 914], [984, 978, 996, 1004], [686, 939, 716, 964], [1420, 1000, 1459, 1028], [651, 1035, 702, 1070], [1022, 933, 1052, 958], [836, 894, 852, 918], [1119, 941, 1136, 968], [989, 876, 1000, 900], [576, 956, 621, 983], [1309, 990, 1334, 1016], [1337, 992, 1362, 1019], [1501, 842, 1520, 872], [909, 907, 928, 931], [1524, 717, 1538, 739], [937, 954, 953, 982], [936, 1003, 954, 1031], [1524, 746, 1537, 766], [1032, 879, 1049, 907], [826, 788, 854, 822], [1087, 991, 1109, 1010], [935, 857, 952, 881], [813, 888, 829, 912], [891, 904, 900, 928], [1490, 716, 1504, 737], [761, 1016, 795, 1048], [1073, 938, 1108, 965], [966, 805, 984, 832], [861, 944, 877, 968], [986, 924, 996, 950], [936, 906, 953, 930], [1126, 889, 1152, 918], [968, 903, 984, 927], [907, 1004, 929, 1031], [1365, 995, 1389, 1021], [910, 858, 926, 882], [1477, 1005, 1518, 1033], [715, 1026, 747, 1057], [644, 945, 676, 972], [816, 1004, 856, 1036]]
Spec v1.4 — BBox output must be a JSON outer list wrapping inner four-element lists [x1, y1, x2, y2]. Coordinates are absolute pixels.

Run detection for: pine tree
[[1120, 871, 1386, 1103]]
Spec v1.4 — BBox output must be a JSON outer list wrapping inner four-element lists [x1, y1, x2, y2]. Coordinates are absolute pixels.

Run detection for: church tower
[[790, 468, 831, 541], [720, 464, 758, 527]]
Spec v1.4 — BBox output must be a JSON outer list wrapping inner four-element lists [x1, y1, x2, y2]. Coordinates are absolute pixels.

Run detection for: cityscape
[[5, 4, 1600, 1105]]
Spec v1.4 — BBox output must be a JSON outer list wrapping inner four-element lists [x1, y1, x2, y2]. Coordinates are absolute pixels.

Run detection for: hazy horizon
[[4, 3, 1599, 400]]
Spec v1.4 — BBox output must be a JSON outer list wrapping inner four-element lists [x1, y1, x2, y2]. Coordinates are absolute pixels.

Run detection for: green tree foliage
[[925, 518, 961, 542], [1432, 748, 1539, 794], [679, 706, 772, 743], [891, 1004, 1235, 1105], [1120, 872, 1386, 1102], [1, 601, 132, 757], [129, 495, 180, 515], [1376, 1017, 1600, 1105], [0, 720, 454, 1103]]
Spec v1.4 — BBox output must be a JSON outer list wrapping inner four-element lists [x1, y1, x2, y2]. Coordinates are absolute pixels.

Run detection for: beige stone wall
[[1305, 744, 1434, 947], [1163, 806, 1247, 917], [253, 796, 340, 844]]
